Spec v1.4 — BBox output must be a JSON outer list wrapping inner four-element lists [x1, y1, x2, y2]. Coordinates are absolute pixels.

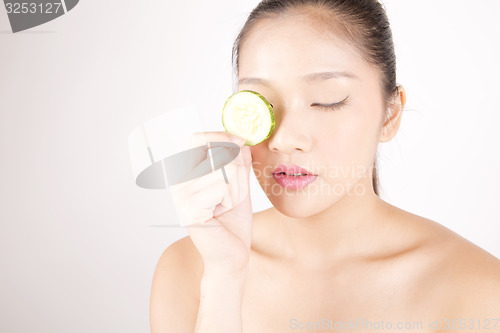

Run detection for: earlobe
[[399, 85, 407, 108]]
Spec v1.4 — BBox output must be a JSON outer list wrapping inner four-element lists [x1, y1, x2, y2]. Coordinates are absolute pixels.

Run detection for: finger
[[170, 167, 227, 199], [173, 178, 227, 226], [208, 144, 239, 173], [213, 182, 234, 217], [180, 132, 244, 183], [173, 143, 236, 185], [189, 131, 241, 149]]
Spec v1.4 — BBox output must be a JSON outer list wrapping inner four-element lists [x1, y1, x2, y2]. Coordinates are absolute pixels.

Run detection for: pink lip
[[272, 164, 317, 190]]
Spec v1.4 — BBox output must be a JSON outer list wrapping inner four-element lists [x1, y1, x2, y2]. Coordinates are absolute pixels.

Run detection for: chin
[[271, 197, 337, 219], [266, 185, 342, 219], [272, 203, 318, 218]]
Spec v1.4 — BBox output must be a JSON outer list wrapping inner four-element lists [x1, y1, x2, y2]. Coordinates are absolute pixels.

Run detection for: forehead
[[238, 14, 369, 79]]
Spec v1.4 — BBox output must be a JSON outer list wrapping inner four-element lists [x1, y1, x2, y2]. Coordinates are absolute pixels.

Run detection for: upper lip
[[272, 164, 317, 176]]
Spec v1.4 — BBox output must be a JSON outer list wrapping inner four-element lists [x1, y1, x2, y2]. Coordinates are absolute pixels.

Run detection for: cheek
[[250, 145, 264, 161], [313, 110, 381, 167]]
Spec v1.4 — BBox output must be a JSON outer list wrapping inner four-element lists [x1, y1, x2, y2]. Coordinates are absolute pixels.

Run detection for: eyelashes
[[310, 96, 349, 112], [267, 96, 349, 112]]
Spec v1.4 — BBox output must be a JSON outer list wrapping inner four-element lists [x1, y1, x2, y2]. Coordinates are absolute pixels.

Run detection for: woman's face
[[238, 14, 387, 218]]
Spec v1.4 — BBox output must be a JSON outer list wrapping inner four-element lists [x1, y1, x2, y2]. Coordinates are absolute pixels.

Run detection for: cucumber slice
[[222, 90, 275, 146]]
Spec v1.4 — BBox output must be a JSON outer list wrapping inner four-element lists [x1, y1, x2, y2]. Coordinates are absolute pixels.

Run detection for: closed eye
[[310, 96, 349, 111]]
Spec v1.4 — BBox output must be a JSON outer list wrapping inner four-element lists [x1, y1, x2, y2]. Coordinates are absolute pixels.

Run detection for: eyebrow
[[238, 71, 358, 86], [303, 71, 358, 81]]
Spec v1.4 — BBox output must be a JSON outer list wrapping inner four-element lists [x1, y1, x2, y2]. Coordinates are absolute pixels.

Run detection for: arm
[[458, 272, 500, 332], [444, 248, 500, 332], [151, 132, 253, 332], [194, 268, 248, 333], [150, 237, 201, 333], [150, 237, 248, 333]]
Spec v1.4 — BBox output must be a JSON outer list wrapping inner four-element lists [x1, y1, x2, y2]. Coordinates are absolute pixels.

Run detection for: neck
[[270, 179, 391, 269]]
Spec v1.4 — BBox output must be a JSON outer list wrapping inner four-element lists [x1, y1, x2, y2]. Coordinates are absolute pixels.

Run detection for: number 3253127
[[5, 2, 63, 14]]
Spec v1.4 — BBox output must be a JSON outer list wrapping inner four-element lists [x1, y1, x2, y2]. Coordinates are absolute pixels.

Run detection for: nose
[[267, 108, 312, 154]]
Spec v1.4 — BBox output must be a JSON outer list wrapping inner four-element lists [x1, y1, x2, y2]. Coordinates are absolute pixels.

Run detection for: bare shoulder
[[150, 236, 203, 332], [157, 236, 204, 277], [434, 228, 500, 319], [390, 205, 500, 320]]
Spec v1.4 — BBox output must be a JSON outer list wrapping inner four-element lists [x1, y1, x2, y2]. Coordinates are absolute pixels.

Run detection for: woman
[[150, 1, 500, 332]]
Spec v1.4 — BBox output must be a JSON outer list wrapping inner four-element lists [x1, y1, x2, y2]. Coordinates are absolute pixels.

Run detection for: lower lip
[[272, 173, 317, 190]]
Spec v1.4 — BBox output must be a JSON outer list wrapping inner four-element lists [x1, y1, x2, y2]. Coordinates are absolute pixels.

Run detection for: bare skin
[[154, 205, 500, 332], [150, 11, 500, 333], [244, 206, 500, 332]]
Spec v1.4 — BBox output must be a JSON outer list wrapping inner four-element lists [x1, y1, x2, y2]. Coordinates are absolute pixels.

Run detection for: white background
[[1, 1, 499, 332]]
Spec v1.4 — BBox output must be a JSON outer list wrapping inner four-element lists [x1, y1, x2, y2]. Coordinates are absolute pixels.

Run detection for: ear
[[379, 85, 406, 143]]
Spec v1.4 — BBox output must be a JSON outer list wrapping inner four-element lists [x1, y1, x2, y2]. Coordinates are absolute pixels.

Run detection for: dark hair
[[232, 0, 399, 196]]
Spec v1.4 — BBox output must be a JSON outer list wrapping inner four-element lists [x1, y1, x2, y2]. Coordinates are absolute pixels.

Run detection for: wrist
[[203, 261, 249, 279], [200, 269, 248, 304], [203, 266, 248, 282]]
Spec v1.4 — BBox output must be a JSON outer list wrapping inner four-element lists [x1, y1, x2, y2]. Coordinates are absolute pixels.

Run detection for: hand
[[169, 131, 253, 275]]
